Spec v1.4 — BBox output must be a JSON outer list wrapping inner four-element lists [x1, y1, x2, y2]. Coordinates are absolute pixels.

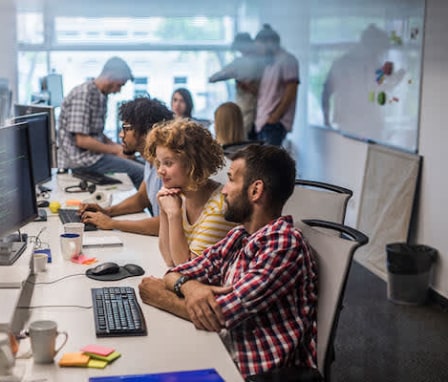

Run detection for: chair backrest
[[284, 180, 353, 225], [296, 219, 368, 381], [222, 140, 265, 157]]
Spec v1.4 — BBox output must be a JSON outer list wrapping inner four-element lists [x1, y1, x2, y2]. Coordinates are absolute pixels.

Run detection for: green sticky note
[[84, 351, 121, 363], [87, 359, 109, 369], [368, 91, 375, 102]]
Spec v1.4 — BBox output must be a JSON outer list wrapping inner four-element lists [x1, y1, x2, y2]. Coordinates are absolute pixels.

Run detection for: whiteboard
[[307, 0, 425, 153]]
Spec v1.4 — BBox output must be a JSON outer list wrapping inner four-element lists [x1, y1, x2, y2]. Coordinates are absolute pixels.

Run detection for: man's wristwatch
[[174, 275, 191, 298]]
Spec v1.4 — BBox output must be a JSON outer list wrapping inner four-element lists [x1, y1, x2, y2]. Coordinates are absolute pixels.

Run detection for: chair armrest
[[302, 219, 369, 246], [245, 366, 323, 382]]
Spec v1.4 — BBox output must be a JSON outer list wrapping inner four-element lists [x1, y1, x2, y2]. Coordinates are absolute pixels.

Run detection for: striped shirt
[[57, 80, 107, 168], [182, 184, 237, 257], [170, 216, 318, 378]]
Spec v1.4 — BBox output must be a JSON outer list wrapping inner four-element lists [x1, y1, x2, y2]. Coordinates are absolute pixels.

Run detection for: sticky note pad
[[81, 344, 115, 357], [84, 351, 121, 363], [59, 352, 90, 367], [87, 359, 108, 369]]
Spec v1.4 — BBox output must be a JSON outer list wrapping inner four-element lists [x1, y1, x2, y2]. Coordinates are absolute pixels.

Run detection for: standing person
[[144, 119, 237, 266], [209, 33, 265, 139], [170, 88, 194, 119], [79, 97, 173, 235], [254, 24, 300, 146], [139, 144, 318, 379], [57, 56, 144, 188]]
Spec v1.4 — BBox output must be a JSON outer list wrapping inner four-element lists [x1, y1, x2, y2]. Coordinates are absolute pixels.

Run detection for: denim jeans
[[80, 154, 144, 188], [257, 123, 287, 146]]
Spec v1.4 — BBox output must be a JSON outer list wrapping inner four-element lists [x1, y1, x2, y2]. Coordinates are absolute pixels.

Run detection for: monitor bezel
[[13, 112, 52, 186], [0, 122, 38, 239], [14, 103, 58, 168]]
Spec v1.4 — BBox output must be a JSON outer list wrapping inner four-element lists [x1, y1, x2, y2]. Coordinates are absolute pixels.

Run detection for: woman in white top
[[144, 119, 237, 266]]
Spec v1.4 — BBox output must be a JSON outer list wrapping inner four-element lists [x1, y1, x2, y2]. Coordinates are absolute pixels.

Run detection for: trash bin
[[386, 242, 437, 305]]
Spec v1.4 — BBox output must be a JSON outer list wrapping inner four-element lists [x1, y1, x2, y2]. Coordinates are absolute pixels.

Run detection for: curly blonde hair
[[144, 119, 225, 191]]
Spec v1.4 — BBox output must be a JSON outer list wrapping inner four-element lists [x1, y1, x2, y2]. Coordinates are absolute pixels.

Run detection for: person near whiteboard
[[254, 24, 300, 146]]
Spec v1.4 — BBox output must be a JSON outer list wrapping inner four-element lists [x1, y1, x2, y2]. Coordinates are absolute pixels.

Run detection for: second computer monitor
[[14, 103, 58, 168], [13, 112, 52, 186]]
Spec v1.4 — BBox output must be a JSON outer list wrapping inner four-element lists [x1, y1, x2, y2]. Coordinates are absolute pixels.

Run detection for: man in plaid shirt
[[57, 56, 144, 187], [139, 144, 318, 379]]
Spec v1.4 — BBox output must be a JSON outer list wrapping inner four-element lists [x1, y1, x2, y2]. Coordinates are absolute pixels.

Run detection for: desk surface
[[3, 172, 244, 381]]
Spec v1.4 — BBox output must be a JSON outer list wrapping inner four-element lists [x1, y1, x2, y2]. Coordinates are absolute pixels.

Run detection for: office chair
[[222, 140, 265, 157], [246, 219, 369, 382], [283, 180, 353, 226]]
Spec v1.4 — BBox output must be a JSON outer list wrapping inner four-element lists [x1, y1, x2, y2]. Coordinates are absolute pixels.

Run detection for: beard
[[224, 188, 253, 223], [122, 148, 136, 156]]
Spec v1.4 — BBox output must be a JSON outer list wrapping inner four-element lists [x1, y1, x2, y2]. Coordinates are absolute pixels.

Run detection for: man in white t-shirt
[[254, 24, 300, 146]]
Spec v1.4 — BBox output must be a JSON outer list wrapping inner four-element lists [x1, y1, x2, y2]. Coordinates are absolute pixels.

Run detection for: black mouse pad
[[85, 264, 145, 281]]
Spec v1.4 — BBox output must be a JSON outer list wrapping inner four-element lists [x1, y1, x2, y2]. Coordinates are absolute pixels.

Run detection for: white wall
[[0, 0, 17, 98], [416, 0, 448, 298], [297, 0, 448, 299]]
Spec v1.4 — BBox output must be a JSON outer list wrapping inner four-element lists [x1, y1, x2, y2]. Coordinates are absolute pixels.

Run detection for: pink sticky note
[[81, 344, 115, 357], [71, 254, 97, 265]]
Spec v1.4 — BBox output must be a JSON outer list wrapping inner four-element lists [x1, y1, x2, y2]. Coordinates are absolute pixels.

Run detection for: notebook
[[88, 368, 225, 382], [82, 236, 123, 248]]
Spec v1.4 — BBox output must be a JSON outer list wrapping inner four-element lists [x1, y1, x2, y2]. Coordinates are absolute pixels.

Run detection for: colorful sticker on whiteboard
[[377, 91, 386, 105]]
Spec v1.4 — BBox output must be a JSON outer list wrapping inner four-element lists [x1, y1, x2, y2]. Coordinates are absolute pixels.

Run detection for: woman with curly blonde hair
[[144, 119, 237, 266]]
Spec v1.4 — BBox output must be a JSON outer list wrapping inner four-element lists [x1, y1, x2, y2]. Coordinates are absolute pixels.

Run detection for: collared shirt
[[144, 161, 162, 217], [57, 80, 107, 168], [169, 216, 318, 378], [255, 48, 300, 133]]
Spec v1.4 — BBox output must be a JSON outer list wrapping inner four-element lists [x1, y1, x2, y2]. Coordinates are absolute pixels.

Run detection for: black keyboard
[[72, 168, 122, 186], [91, 286, 147, 337], [58, 209, 97, 231]]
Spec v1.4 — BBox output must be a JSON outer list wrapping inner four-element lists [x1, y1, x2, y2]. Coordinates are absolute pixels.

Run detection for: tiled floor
[[332, 261, 448, 382]]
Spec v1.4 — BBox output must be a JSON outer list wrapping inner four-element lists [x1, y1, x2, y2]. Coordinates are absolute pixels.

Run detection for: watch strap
[[174, 275, 190, 298]]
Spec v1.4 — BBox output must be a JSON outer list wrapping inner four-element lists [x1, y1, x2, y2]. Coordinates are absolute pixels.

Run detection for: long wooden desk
[[2, 172, 244, 381]]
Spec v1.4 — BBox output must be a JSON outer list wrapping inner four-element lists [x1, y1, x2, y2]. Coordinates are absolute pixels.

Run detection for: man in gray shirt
[[57, 56, 144, 187]]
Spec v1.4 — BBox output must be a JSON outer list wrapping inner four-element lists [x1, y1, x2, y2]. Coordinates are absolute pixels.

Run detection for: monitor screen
[[0, 122, 38, 238], [13, 113, 52, 186], [45, 73, 64, 107], [14, 104, 58, 168]]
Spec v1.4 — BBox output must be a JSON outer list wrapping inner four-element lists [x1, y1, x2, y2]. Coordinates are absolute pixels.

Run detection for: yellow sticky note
[[87, 359, 108, 369], [84, 351, 121, 363]]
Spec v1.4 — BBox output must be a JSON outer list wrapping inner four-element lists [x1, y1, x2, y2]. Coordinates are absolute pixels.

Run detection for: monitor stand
[[0, 241, 27, 266]]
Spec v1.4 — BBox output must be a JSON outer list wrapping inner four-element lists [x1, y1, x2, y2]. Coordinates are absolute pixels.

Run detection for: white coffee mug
[[33, 253, 48, 272], [60, 233, 81, 260], [29, 320, 68, 364], [0, 333, 15, 374], [63, 222, 85, 246]]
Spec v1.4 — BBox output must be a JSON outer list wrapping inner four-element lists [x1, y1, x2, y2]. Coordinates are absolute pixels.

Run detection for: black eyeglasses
[[121, 123, 134, 132]]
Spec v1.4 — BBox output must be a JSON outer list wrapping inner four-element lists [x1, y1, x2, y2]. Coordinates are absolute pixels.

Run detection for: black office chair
[[246, 219, 369, 382], [222, 140, 265, 157], [283, 180, 353, 226]]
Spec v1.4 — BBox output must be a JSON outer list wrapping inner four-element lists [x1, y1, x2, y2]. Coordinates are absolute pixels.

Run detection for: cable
[[26, 273, 85, 285], [16, 304, 92, 309]]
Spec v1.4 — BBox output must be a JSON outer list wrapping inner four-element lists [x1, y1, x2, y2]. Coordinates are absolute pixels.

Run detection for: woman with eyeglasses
[[144, 119, 237, 266]]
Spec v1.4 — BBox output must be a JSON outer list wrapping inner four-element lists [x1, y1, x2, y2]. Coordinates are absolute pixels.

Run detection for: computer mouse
[[123, 263, 145, 276], [90, 262, 120, 276]]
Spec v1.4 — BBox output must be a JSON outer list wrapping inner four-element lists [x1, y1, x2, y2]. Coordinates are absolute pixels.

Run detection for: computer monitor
[[0, 122, 38, 265], [13, 112, 52, 186], [14, 103, 58, 168], [45, 73, 64, 107]]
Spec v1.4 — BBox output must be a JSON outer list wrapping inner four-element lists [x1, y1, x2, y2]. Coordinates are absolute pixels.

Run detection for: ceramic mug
[[29, 320, 68, 364], [60, 233, 81, 260]]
